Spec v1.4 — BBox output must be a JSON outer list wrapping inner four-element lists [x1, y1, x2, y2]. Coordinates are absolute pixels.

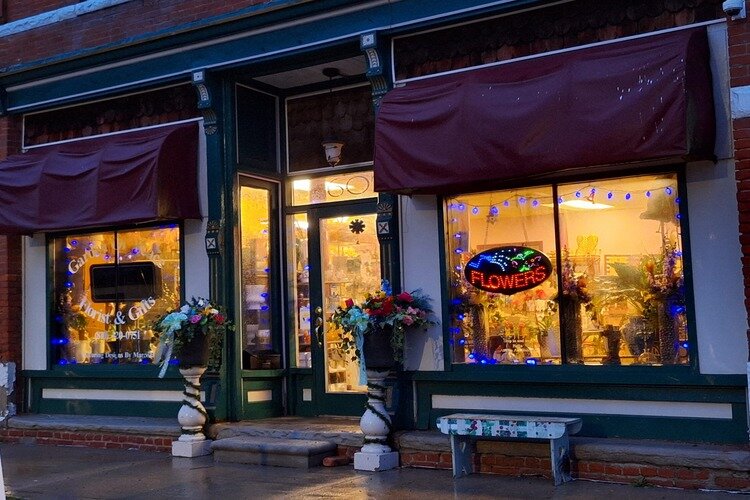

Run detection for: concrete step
[[208, 416, 363, 448], [211, 435, 338, 468]]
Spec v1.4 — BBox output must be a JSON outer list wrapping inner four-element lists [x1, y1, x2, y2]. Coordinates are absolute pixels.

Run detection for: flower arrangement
[[559, 247, 592, 305], [330, 280, 435, 365], [152, 297, 232, 377], [644, 243, 684, 302]]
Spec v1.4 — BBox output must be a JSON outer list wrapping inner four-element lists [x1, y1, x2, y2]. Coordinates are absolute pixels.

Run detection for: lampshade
[[322, 140, 344, 167]]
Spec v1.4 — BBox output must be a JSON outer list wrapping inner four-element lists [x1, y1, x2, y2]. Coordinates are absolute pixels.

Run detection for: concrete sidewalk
[[0, 442, 739, 499]]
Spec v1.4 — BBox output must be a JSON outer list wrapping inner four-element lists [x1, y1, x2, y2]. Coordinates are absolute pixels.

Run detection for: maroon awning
[[0, 122, 201, 234], [374, 28, 715, 195]]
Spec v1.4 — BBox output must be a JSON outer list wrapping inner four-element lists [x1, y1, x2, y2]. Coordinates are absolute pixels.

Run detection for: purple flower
[[189, 314, 202, 324]]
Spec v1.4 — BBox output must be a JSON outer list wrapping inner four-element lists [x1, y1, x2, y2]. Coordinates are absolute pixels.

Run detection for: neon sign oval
[[464, 246, 553, 295]]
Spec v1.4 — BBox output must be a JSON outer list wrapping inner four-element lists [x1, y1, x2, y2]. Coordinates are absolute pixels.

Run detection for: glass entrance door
[[292, 201, 380, 414]]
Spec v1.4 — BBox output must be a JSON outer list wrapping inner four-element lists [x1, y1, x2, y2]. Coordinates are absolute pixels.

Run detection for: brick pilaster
[[728, 19, 750, 362]]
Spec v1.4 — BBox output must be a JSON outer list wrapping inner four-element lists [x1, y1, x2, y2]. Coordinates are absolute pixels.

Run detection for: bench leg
[[450, 435, 474, 478], [550, 434, 572, 486]]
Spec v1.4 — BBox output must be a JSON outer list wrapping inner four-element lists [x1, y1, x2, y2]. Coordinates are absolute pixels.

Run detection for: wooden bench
[[436, 413, 582, 485]]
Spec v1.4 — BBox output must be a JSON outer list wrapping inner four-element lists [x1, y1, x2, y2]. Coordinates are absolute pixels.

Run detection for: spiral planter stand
[[171, 366, 212, 457], [354, 369, 399, 471]]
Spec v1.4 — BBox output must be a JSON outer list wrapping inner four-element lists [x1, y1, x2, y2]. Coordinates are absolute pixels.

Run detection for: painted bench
[[436, 413, 582, 485]]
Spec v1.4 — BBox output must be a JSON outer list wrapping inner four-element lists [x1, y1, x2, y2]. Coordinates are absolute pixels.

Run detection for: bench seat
[[437, 413, 582, 485]]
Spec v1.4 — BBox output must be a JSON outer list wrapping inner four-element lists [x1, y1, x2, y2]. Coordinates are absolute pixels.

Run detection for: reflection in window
[[446, 173, 688, 366], [51, 225, 181, 365]]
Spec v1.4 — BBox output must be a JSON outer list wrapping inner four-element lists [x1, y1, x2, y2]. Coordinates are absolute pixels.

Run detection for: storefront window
[[446, 173, 688, 366], [287, 213, 311, 368], [52, 225, 181, 365], [240, 185, 277, 369]]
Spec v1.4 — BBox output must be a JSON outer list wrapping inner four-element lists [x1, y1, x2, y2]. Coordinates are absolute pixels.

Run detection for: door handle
[[314, 306, 324, 346]]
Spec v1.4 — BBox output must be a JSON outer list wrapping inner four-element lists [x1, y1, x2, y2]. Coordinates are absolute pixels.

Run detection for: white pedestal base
[[353, 451, 399, 471], [354, 369, 399, 472], [173, 366, 211, 458], [172, 439, 212, 457]]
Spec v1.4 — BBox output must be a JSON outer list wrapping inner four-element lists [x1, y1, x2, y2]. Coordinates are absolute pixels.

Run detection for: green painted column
[[361, 32, 400, 293], [192, 70, 233, 421]]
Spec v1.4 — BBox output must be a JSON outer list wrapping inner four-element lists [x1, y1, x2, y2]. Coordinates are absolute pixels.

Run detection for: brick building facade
[[0, 0, 748, 491]]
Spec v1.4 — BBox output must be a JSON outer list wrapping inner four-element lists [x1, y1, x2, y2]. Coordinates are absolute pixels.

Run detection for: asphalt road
[[0, 442, 739, 499]]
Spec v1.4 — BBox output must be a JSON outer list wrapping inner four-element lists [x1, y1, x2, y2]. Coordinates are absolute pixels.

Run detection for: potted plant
[[330, 280, 435, 371], [152, 297, 232, 378], [330, 281, 435, 470]]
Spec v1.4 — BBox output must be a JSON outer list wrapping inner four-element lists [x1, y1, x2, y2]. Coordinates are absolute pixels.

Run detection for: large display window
[[446, 173, 688, 366], [51, 225, 181, 365]]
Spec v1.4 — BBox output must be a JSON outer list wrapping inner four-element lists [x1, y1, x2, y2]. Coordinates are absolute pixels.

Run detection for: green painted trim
[[35, 399, 181, 418], [415, 379, 748, 442], [23, 367, 183, 379], [406, 365, 746, 387], [304, 200, 376, 415], [240, 378, 283, 419], [3, 0, 549, 111], [27, 371, 186, 417], [436, 166, 716, 376], [676, 167, 701, 372], [241, 369, 285, 378]]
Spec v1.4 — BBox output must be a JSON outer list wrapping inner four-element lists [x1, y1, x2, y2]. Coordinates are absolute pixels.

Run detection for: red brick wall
[[398, 450, 750, 492], [0, 115, 22, 158], [0, 234, 21, 365], [0, 114, 23, 369], [728, 17, 750, 362], [0, 428, 174, 452], [4, 0, 78, 23], [0, 0, 280, 69]]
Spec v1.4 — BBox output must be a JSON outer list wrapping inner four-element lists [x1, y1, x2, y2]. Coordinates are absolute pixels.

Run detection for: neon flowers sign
[[464, 246, 553, 294]]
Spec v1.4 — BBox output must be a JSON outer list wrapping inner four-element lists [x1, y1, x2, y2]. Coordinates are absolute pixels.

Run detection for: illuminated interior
[[320, 214, 380, 392], [51, 225, 181, 365], [446, 173, 688, 366], [240, 185, 275, 368], [290, 171, 374, 206]]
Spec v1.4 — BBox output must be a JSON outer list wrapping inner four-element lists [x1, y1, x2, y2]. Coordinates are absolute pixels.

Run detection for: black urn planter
[[177, 332, 210, 369], [362, 327, 397, 371]]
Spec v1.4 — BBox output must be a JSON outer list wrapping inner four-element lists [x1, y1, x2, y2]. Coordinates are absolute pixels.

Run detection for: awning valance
[[0, 122, 201, 234], [374, 28, 715, 195]]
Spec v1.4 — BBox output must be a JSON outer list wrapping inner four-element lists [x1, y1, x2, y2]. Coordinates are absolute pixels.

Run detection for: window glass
[[289, 171, 375, 206], [446, 173, 688, 366], [558, 174, 687, 365], [447, 187, 559, 364], [287, 213, 311, 368], [52, 225, 181, 365], [240, 185, 275, 369]]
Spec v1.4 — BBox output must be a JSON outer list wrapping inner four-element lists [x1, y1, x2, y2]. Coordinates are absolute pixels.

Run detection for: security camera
[[723, 0, 746, 18]]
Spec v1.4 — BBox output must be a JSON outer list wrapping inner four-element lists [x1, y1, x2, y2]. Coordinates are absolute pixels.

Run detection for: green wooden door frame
[[234, 175, 283, 419], [306, 199, 377, 416]]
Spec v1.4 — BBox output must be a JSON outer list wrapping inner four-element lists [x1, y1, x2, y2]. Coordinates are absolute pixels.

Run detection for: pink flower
[[345, 298, 354, 309], [189, 314, 202, 324], [397, 292, 413, 302], [403, 315, 414, 326]]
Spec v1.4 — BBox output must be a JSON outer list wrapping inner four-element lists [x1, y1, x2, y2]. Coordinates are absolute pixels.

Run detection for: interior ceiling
[[252, 57, 367, 89]]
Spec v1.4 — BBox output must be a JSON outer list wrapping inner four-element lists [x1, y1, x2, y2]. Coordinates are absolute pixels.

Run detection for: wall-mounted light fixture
[[321, 67, 344, 167]]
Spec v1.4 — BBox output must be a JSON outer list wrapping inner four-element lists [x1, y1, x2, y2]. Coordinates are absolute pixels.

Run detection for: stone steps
[[211, 435, 338, 468]]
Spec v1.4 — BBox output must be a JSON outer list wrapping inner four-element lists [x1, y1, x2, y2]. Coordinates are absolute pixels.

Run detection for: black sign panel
[[464, 246, 553, 295]]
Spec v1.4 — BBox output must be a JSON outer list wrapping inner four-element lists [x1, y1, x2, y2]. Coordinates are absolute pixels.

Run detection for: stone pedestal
[[172, 366, 212, 457], [354, 369, 399, 471]]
